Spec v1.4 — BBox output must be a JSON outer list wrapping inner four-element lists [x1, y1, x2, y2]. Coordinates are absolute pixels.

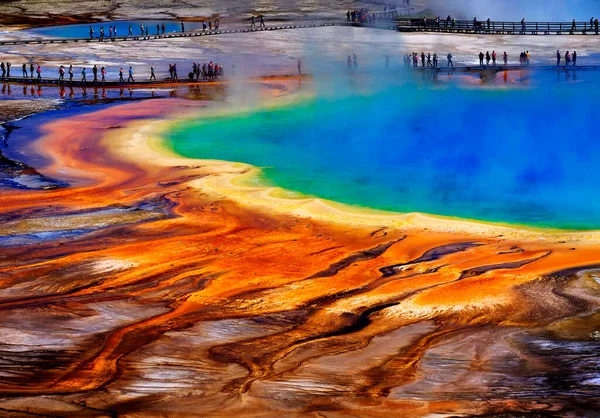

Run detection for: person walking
[[595, 18, 599, 34], [58, 65, 65, 81], [99, 26, 104, 40], [68, 64, 74, 81], [35, 65, 41, 80], [119, 67, 124, 82], [433, 52, 438, 68], [251, 16, 256, 28], [128, 66, 134, 82], [89, 26, 94, 39], [6, 62, 10, 77], [114, 27, 117, 37], [521, 18, 526, 32], [353, 54, 358, 69], [485, 51, 491, 65], [22, 63, 27, 78], [30, 63, 34, 78], [140, 24, 144, 36], [447, 52, 453, 68], [92, 64, 98, 82], [173, 63, 178, 79], [101, 66, 106, 82], [150, 66, 156, 80], [421, 52, 425, 67], [492, 50, 497, 65], [0, 62, 5, 78], [203, 21, 207, 31], [479, 51, 484, 66], [215, 18, 220, 30], [557, 50, 561, 66], [162, 23, 166, 34], [347, 55, 352, 70], [526, 50, 530, 66], [503, 51, 508, 65], [260, 15, 266, 29], [128, 25, 133, 37], [297, 59, 302, 75], [573, 51, 577, 66], [565, 51, 571, 65], [426, 53, 432, 67], [157, 24, 160, 35], [81, 67, 87, 82], [109, 26, 113, 37], [145, 26, 149, 37], [181, 21, 185, 32]]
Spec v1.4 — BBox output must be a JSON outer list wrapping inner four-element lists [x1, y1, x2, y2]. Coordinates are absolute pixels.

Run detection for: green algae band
[[166, 82, 600, 231]]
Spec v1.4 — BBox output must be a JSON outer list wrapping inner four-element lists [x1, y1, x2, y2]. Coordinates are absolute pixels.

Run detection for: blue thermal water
[[166, 75, 600, 230], [28, 20, 204, 38]]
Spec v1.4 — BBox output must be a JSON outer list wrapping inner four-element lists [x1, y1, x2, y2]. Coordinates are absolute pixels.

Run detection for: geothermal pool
[[28, 20, 205, 38], [166, 73, 600, 230]]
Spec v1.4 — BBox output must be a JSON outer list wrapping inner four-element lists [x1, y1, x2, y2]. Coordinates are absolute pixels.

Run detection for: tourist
[[347, 11, 351, 22], [215, 19, 220, 30], [486, 51, 491, 65], [145, 26, 149, 37], [347, 55, 352, 70], [202, 21, 207, 31], [36, 65, 41, 80], [99, 26, 104, 40], [92, 64, 98, 82], [251, 16, 256, 28], [68, 65, 73, 81], [119, 67, 124, 82], [433, 52, 438, 68], [556, 50, 561, 66], [503, 52, 508, 65], [89, 26, 94, 39], [572, 19, 576, 33], [150, 66, 156, 80], [168, 64, 173, 78], [114, 27, 117, 37], [565, 51, 571, 65], [573, 51, 577, 66], [591, 17, 594, 28], [162, 23, 166, 34], [0, 62, 5, 78], [22, 63, 27, 78], [157, 24, 160, 35], [421, 52, 425, 67], [101, 66, 106, 82], [81, 67, 87, 82], [6, 62, 10, 77], [526, 51, 530, 66], [447, 52, 453, 68], [181, 21, 185, 33], [298, 59, 302, 75], [479, 52, 484, 66], [260, 15, 266, 29], [58, 65, 65, 81], [128, 66, 134, 82], [353, 54, 358, 69], [487, 18, 491, 30], [109, 26, 113, 37], [173, 63, 178, 80], [209, 20, 212, 30], [521, 18, 526, 32], [427, 53, 432, 67], [128, 25, 133, 37], [595, 18, 599, 34], [140, 24, 144, 36], [30, 63, 34, 78], [492, 50, 497, 65]]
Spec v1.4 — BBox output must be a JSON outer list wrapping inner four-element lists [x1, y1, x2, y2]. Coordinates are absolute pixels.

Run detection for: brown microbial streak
[[0, 95, 598, 416]]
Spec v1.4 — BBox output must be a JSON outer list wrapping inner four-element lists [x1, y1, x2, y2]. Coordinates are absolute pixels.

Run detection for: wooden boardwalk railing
[[395, 18, 600, 35]]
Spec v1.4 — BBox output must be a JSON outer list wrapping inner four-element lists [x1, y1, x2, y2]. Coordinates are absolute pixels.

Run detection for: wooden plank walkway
[[0, 23, 337, 46], [395, 18, 600, 35], [411, 65, 600, 72]]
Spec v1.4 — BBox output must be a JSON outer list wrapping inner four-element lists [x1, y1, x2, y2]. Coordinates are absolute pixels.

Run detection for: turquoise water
[[166, 75, 600, 230], [28, 20, 204, 38]]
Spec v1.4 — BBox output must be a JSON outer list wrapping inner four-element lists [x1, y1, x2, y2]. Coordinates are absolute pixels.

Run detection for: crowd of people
[[403, 52, 454, 68], [346, 8, 397, 24], [0, 61, 227, 83], [557, 50, 578, 66], [87, 20, 221, 40]]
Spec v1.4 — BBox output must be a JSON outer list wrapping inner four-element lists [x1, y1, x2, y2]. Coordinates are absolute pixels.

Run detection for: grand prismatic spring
[[1, 0, 600, 417]]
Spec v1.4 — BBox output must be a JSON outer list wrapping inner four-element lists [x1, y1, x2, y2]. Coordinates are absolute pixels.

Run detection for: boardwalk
[[395, 18, 600, 35], [0, 23, 337, 46]]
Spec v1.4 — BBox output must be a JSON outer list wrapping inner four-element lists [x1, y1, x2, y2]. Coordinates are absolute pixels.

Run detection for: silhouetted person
[[421, 52, 425, 67], [251, 16, 256, 28], [573, 51, 577, 66], [58, 65, 64, 81], [181, 21, 185, 32], [119, 67, 124, 82], [81, 67, 87, 82], [36, 65, 41, 80], [30, 63, 34, 78], [101, 66, 106, 82], [503, 51, 508, 65], [128, 66, 134, 82], [260, 15, 266, 28], [69, 65, 73, 81], [22, 63, 27, 78], [479, 52, 484, 66], [447, 53, 453, 67], [150, 66, 156, 80], [6, 62, 10, 77], [557, 50, 561, 66], [92, 64, 98, 82], [298, 59, 302, 75], [89, 26, 94, 39]]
